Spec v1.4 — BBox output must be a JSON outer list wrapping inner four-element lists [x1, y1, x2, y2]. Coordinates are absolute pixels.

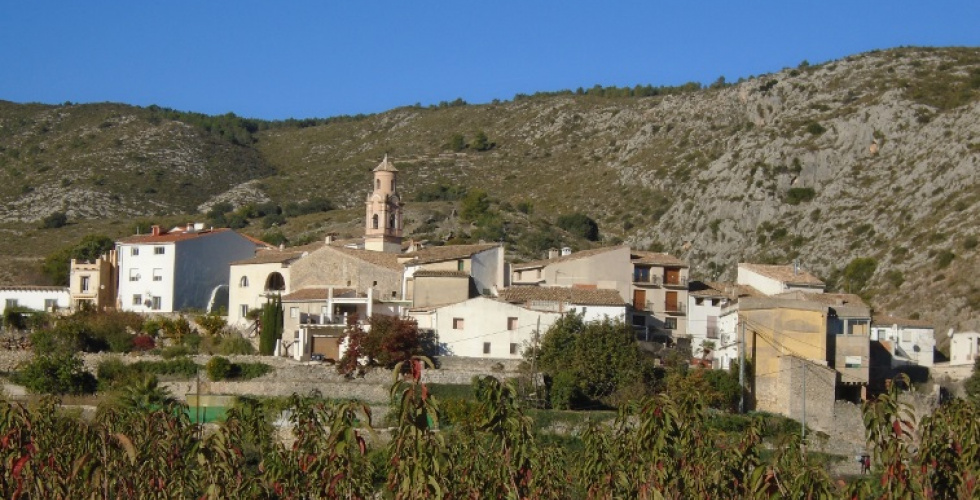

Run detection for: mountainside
[[1, 46, 978, 335]]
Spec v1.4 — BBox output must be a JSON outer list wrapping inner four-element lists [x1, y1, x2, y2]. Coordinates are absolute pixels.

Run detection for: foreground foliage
[[1, 369, 978, 498]]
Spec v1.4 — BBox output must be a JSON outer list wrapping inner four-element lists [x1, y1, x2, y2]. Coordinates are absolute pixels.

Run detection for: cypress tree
[[259, 295, 283, 355]]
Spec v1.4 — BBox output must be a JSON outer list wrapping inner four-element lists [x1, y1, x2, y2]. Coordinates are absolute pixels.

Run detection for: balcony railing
[[663, 277, 688, 288], [664, 302, 687, 315], [633, 274, 663, 286]]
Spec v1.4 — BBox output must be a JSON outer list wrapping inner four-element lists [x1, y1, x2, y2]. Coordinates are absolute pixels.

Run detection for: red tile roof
[[631, 250, 688, 267], [282, 287, 360, 301], [413, 270, 469, 278], [118, 227, 252, 245], [231, 242, 325, 265]]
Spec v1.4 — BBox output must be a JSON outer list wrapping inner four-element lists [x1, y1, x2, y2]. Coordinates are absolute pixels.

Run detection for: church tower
[[364, 154, 403, 253]]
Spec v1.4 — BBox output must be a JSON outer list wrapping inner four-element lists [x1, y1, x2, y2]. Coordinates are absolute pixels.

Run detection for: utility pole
[[531, 316, 541, 407], [738, 318, 746, 413], [801, 357, 807, 443]]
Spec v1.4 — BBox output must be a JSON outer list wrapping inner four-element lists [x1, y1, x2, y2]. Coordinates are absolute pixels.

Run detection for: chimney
[[548, 248, 559, 259], [186, 223, 194, 232], [561, 246, 572, 256], [151, 225, 161, 237], [793, 259, 800, 275], [325, 234, 335, 244]]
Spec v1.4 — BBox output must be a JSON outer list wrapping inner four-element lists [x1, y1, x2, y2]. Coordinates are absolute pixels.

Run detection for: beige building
[[630, 251, 690, 341], [511, 246, 632, 300], [402, 243, 505, 308], [69, 250, 117, 311]]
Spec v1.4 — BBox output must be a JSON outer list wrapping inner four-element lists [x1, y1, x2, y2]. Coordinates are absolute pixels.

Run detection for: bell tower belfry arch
[[364, 154, 403, 253]]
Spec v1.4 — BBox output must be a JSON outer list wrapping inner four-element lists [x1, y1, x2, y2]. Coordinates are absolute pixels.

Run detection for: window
[[133, 295, 141, 306], [453, 318, 464, 329], [633, 267, 650, 283], [483, 342, 491, 354], [290, 307, 299, 319], [44, 299, 58, 311], [632, 314, 646, 327], [711, 298, 721, 306], [150, 296, 162, 310], [5, 299, 17, 309], [239, 276, 249, 287], [457, 260, 464, 271], [372, 214, 379, 229], [131, 247, 139, 256], [510, 343, 519, 355], [152, 269, 163, 282], [129, 269, 140, 281], [391, 291, 397, 298], [695, 297, 704, 306], [391, 180, 395, 190], [80, 276, 90, 292], [507, 317, 518, 330], [154, 246, 165, 255], [664, 318, 677, 330], [265, 272, 285, 291], [375, 179, 380, 189], [240, 304, 249, 317], [372, 281, 378, 287]]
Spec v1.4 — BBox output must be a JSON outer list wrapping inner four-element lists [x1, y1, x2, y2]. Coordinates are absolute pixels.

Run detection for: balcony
[[633, 274, 663, 286], [663, 277, 688, 288], [664, 302, 687, 315]]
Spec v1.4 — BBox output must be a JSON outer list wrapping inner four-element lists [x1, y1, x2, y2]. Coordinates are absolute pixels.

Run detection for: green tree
[[535, 313, 651, 409], [258, 295, 283, 355], [448, 133, 466, 151], [460, 189, 491, 222], [14, 351, 97, 395], [965, 358, 980, 400], [471, 130, 491, 151], [556, 213, 600, 241]]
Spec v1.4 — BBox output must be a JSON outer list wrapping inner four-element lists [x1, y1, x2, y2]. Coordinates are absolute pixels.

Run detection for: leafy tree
[[258, 295, 283, 355], [196, 313, 227, 336], [965, 358, 980, 400], [41, 234, 115, 285], [535, 313, 651, 409], [556, 213, 599, 241], [341, 315, 432, 371]]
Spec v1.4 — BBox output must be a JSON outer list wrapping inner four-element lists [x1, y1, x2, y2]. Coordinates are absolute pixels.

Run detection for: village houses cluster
[[2, 155, 978, 421]]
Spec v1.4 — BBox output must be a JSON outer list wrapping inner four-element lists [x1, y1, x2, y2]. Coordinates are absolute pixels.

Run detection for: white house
[[737, 263, 825, 297], [871, 315, 935, 368], [409, 287, 627, 360], [949, 331, 980, 366], [116, 224, 267, 313], [0, 286, 70, 314], [410, 296, 561, 359], [687, 282, 733, 363]]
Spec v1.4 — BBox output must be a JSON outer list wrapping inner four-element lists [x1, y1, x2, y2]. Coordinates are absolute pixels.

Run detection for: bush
[[132, 334, 156, 352], [207, 356, 232, 381], [14, 353, 97, 395], [232, 362, 272, 380], [161, 345, 194, 359], [556, 213, 600, 241], [785, 187, 816, 205], [805, 122, 826, 135], [217, 336, 255, 355], [40, 211, 68, 229], [936, 250, 956, 269], [195, 314, 227, 337]]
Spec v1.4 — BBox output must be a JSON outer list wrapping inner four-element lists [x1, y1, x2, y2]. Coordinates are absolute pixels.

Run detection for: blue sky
[[2, 2, 978, 120]]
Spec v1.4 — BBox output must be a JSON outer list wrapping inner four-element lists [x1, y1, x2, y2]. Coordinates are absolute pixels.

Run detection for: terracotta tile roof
[[872, 315, 933, 328], [413, 270, 469, 278], [0, 286, 69, 292], [739, 263, 825, 286], [328, 246, 403, 271], [282, 287, 359, 301], [240, 234, 277, 249], [400, 243, 499, 265], [497, 286, 625, 306], [231, 242, 325, 265], [512, 245, 627, 270], [631, 250, 688, 267], [118, 227, 236, 244]]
